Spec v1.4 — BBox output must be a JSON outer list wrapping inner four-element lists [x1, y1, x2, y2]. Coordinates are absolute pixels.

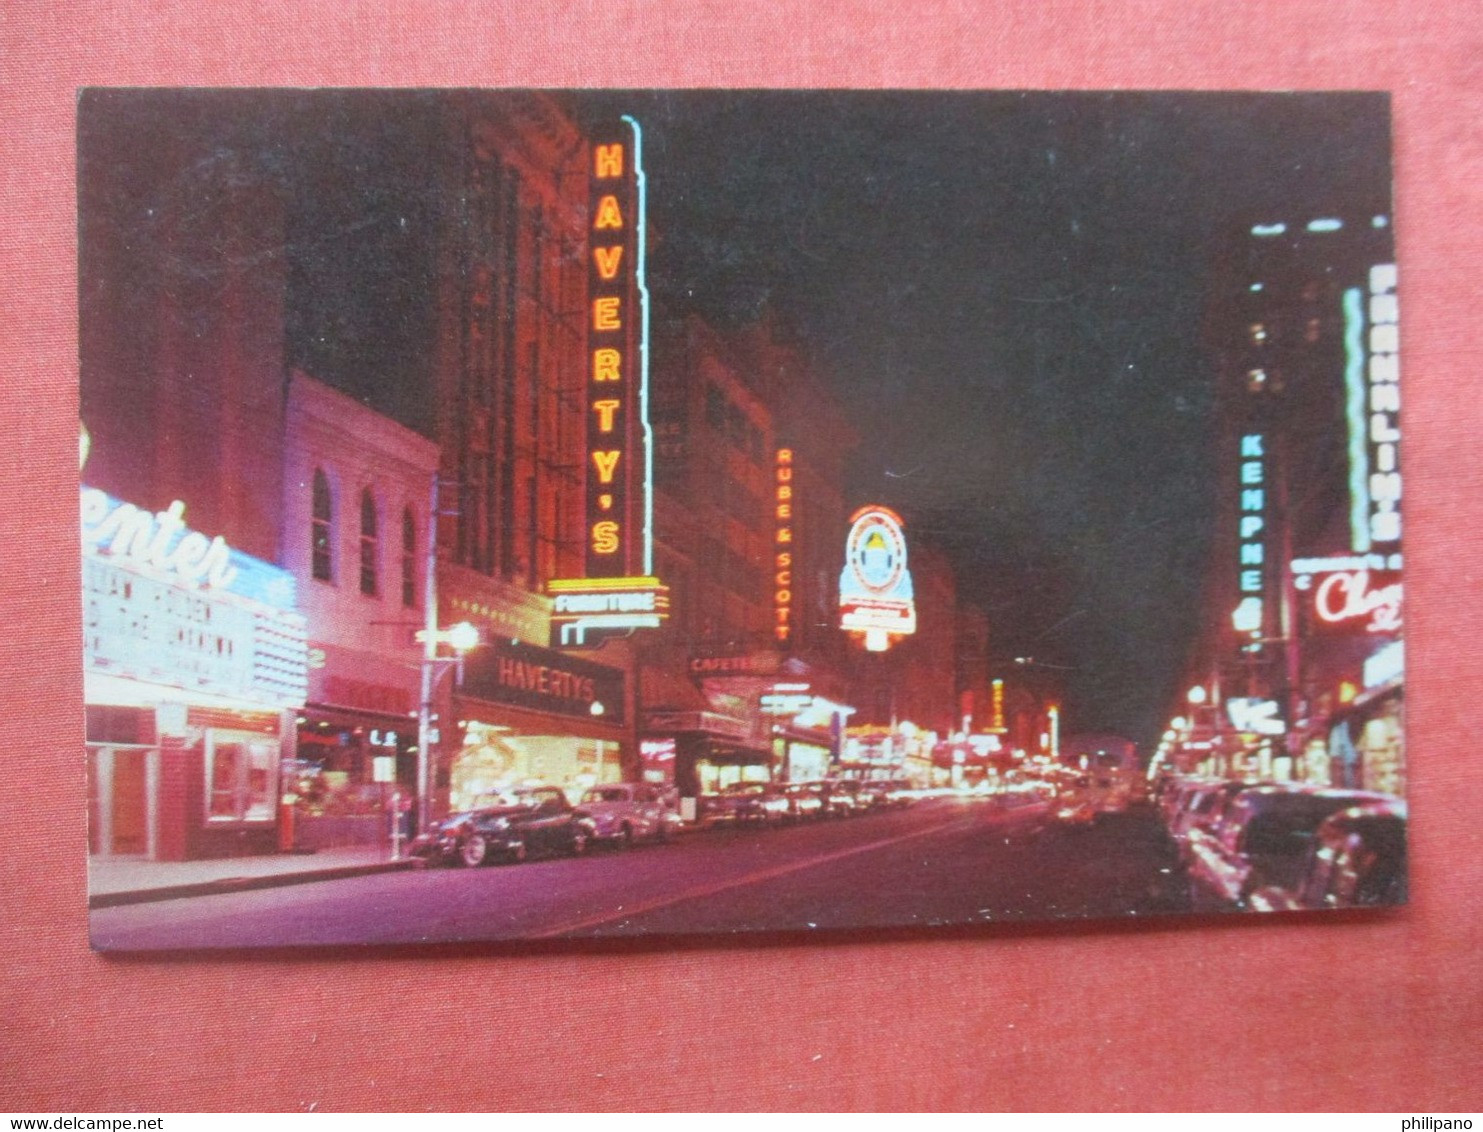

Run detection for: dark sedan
[[1185, 785, 1396, 910], [409, 786, 597, 867], [1247, 799, 1408, 912]]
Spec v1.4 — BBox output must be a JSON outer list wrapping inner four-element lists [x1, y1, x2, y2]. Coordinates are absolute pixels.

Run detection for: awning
[[640, 664, 709, 711]]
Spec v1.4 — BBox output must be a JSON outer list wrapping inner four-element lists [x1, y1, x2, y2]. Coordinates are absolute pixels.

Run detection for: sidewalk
[[88, 844, 420, 908]]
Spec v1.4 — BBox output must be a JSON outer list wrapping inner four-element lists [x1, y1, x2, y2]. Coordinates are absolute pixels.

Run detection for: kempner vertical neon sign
[[1232, 433, 1267, 634], [585, 117, 654, 577]]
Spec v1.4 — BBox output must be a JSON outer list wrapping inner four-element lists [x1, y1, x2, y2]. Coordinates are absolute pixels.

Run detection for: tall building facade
[[280, 372, 440, 847], [78, 91, 657, 855], [79, 91, 308, 861], [1191, 208, 1402, 791], [643, 313, 862, 796], [425, 94, 642, 811]]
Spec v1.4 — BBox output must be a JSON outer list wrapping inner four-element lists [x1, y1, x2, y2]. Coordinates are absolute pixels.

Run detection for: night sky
[[151, 89, 1393, 748], [582, 91, 1391, 746]]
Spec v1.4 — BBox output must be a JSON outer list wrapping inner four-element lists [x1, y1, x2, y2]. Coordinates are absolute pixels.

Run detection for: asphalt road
[[89, 798, 1191, 951]]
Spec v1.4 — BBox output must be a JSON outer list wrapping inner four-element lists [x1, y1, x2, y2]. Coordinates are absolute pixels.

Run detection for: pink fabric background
[[3, 0, 1480, 1112]]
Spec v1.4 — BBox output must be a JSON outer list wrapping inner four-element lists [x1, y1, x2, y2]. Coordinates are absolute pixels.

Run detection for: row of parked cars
[[1156, 775, 1408, 913], [698, 778, 913, 825], [409, 778, 913, 868]]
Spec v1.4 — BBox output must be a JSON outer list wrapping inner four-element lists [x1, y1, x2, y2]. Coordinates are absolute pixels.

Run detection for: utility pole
[[416, 475, 441, 837]]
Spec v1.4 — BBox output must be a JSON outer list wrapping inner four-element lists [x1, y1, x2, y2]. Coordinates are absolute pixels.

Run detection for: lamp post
[[415, 620, 479, 836], [413, 472, 483, 835]]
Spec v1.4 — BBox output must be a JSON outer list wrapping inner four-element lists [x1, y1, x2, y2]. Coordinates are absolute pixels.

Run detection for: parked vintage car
[[409, 786, 598, 867], [699, 781, 791, 825], [575, 783, 683, 847], [779, 782, 827, 821], [878, 778, 917, 808], [1185, 786, 1395, 910], [1168, 780, 1266, 862], [1247, 799, 1408, 912], [815, 779, 862, 818]]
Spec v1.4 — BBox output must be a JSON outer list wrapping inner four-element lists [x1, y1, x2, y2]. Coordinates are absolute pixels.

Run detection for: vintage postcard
[[80, 89, 1404, 949]]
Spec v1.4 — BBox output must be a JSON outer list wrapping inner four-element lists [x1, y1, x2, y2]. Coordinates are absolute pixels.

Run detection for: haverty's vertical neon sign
[[551, 116, 665, 646]]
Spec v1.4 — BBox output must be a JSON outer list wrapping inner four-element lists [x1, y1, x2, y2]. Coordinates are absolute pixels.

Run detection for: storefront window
[[206, 732, 276, 822], [450, 722, 624, 810]]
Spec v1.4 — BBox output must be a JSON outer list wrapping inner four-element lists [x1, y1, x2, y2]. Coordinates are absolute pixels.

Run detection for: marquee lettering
[[592, 400, 621, 433], [593, 246, 623, 280], [593, 348, 622, 383], [593, 195, 624, 229], [591, 521, 620, 555], [591, 450, 621, 483], [593, 297, 621, 331], [594, 144, 624, 178], [1366, 264, 1401, 545], [81, 488, 237, 590]]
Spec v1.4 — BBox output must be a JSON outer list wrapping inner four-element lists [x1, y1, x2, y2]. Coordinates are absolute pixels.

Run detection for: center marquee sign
[[839, 505, 917, 652], [548, 116, 667, 645], [80, 486, 308, 708]]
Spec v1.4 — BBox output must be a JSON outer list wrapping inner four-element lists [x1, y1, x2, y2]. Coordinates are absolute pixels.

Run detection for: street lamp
[[415, 619, 480, 835]]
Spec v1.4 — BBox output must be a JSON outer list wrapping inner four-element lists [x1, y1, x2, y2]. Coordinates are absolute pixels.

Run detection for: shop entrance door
[[88, 744, 154, 857], [111, 749, 148, 855]]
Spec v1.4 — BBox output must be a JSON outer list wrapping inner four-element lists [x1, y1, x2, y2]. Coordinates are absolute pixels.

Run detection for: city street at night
[[78, 90, 1405, 945], [90, 797, 1188, 949]]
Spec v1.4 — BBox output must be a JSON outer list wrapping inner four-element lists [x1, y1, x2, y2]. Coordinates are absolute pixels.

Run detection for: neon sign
[[1313, 570, 1402, 634], [81, 487, 307, 706], [552, 117, 662, 643], [81, 488, 236, 591], [585, 129, 632, 571], [1346, 265, 1402, 551], [548, 575, 669, 647], [1226, 697, 1286, 736], [839, 505, 916, 652], [580, 121, 655, 576], [774, 448, 794, 645], [1368, 265, 1401, 547], [1235, 433, 1267, 634]]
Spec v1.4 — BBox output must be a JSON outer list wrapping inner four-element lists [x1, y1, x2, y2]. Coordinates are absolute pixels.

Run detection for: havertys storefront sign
[[460, 638, 626, 724]]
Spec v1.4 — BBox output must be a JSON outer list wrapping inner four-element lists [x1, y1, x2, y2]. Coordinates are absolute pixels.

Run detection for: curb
[[89, 858, 421, 909]]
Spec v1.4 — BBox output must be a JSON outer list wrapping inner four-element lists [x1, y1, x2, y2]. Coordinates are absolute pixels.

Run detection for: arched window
[[311, 469, 334, 582], [359, 489, 379, 596], [401, 508, 417, 608]]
